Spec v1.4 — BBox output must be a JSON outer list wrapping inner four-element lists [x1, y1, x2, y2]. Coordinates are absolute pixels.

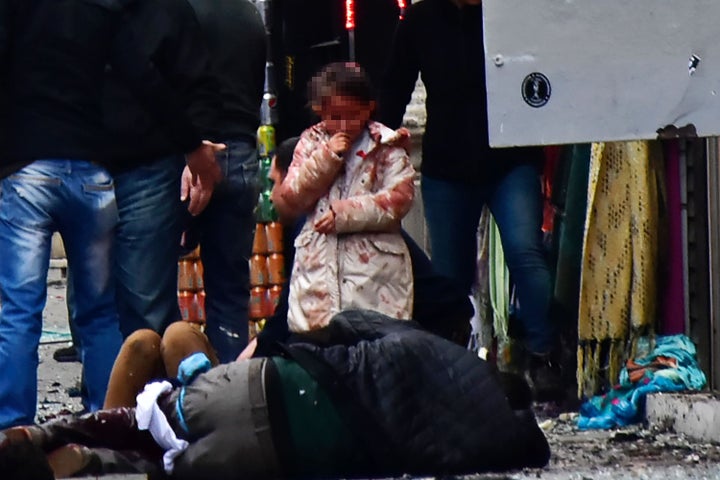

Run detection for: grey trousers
[[163, 358, 281, 480]]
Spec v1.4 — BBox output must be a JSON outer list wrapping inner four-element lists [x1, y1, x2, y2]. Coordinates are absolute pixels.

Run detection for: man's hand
[[328, 132, 351, 156], [180, 165, 214, 216], [182, 140, 225, 216], [186, 140, 225, 186], [314, 208, 336, 234]]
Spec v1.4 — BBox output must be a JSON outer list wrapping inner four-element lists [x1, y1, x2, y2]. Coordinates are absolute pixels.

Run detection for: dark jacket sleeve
[[0, 0, 11, 151], [0, 0, 12, 74], [376, 10, 420, 129], [153, 0, 221, 141], [108, 2, 214, 153]]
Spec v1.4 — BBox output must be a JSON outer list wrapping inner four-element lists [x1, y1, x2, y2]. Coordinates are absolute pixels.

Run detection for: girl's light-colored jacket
[[278, 121, 416, 332]]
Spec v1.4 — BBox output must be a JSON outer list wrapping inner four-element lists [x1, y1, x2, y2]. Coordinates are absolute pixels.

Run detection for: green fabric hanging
[[489, 215, 510, 344]]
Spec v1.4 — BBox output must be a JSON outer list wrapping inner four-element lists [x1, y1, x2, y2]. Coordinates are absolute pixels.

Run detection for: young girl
[[276, 62, 416, 332]]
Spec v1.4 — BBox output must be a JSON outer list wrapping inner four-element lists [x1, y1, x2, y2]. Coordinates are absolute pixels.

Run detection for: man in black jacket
[[377, 0, 560, 397], [0, 0, 221, 429], [0, 310, 550, 479], [103, 1, 267, 366], [102, 0, 224, 339]]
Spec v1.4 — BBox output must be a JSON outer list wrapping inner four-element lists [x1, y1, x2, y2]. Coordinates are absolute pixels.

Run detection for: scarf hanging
[[577, 141, 663, 398]]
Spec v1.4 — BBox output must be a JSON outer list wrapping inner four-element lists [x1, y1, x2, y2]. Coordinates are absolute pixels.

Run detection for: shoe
[[0, 427, 31, 447], [53, 345, 80, 363], [0, 425, 46, 448], [524, 352, 565, 402], [47, 444, 97, 478], [0, 429, 54, 480]]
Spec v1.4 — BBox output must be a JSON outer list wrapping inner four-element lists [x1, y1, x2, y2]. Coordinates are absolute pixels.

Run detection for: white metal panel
[[483, 0, 720, 146]]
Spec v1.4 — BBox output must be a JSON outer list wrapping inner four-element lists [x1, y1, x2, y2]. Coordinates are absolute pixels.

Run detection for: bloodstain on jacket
[[277, 121, 416, 331]]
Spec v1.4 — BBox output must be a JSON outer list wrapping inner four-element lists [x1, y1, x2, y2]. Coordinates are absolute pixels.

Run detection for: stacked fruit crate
[[248, 218, 285, 338], [248, 123, 283, 339], [177, 247, 206, 325]]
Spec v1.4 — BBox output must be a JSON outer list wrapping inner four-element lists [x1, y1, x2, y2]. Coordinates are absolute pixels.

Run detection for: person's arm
[[0, 0, 8, 59], [276, 129, 344, 216], [110, 2, 222, 203], [159, 0, 222, 141], [330, 145, 416, 233], [376, 11, 420, 129], [109, 0, 221, 153], [109, 26, 202, 153]]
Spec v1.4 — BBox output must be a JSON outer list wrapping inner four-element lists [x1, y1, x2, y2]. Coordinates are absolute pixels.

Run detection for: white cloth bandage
[[135, 381, 189, 474]]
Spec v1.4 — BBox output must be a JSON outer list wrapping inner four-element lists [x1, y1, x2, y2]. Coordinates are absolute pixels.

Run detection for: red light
[[345, 0, 355, 30], [397, 0, 407, 19]]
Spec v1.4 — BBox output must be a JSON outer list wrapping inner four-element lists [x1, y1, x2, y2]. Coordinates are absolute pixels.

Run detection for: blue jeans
[[421, 165, 554, 354], [0, 160, 123, 427], [195, 139, 258, 363], [113, 155, 185, 336]]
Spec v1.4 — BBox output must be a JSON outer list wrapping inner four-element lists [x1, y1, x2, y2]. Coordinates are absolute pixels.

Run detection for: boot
[[0, 431, 54, 480], [524, 352, 565, 402], [0, 425, 47, 448]]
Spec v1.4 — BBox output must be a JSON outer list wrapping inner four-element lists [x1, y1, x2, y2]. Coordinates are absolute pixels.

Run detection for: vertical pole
[[680, 139, 690, 334], [255, 0, 278, 126], [345, 0, 356, 61], [250, 0, 279, 336], [705, 137, 720, 389]]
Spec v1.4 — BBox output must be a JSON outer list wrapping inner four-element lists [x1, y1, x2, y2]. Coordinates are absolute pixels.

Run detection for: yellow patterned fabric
[[577, 141, 662, 397]]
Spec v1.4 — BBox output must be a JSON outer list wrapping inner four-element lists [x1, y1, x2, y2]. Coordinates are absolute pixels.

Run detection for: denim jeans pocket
[[0, 176, 56, 225], [8, 174, 62, 186], [219, 143, 260, 197], [82, 181, 114, 193], [5, 174, 61, 207], [240, 157, 260, 190]]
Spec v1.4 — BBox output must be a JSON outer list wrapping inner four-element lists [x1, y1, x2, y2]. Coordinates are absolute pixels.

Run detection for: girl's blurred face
[[317, 95, 375, 139]]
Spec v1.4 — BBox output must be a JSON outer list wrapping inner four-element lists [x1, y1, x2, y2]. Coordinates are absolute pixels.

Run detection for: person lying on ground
[[102, 135, 472, 409], [1, 310, 550, 480]]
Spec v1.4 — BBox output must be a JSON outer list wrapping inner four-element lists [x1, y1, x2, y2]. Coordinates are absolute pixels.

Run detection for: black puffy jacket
[[286, 310, 550, 476]]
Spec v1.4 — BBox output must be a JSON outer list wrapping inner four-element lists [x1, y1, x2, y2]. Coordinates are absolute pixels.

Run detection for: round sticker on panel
[[522, 72, 551, 108]]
